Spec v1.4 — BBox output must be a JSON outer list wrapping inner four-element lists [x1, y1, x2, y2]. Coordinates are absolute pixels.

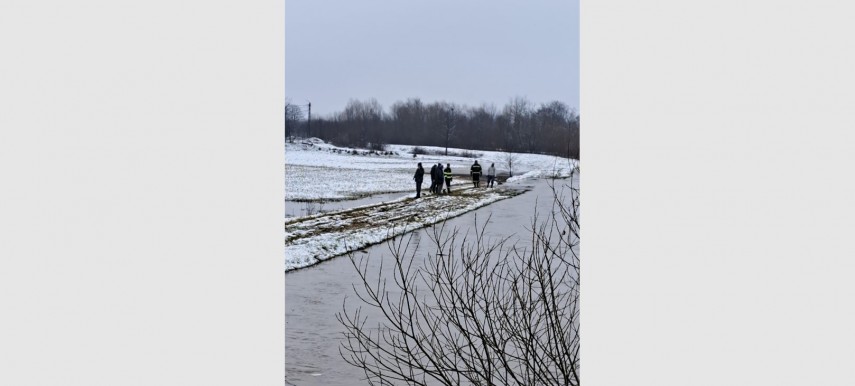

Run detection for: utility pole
[[307, 102, 311, 138], [445, 107, 455, 156]]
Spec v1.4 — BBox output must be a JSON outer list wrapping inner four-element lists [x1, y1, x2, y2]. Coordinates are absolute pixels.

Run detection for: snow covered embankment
[[284, 187, 525, 271], [286, 139, 578, 201]]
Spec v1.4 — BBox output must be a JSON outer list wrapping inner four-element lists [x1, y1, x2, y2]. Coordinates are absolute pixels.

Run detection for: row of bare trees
[[337, 172, 580, 385], [288, 97, 580, 159]]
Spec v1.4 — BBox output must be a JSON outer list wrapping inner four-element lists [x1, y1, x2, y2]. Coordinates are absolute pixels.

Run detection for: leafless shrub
[[411, 146, 428, 155], [503, 151, 520, 177], [337, 172, 580, 386], [368, 142, 387, 152], [302, 201, 325, 216], [455, 149, 482, 159], [411, 146, 483, 159]]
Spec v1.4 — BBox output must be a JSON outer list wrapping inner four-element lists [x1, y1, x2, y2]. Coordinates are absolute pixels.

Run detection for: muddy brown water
[[285, 176, 578, 386]]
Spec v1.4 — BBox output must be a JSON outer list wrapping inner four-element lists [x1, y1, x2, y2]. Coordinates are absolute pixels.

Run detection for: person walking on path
[[486, 162, 496, 188], [429, 163, 437, 194], [413, 163, 424, 198], [443, 163, 453, 194], [470, 160, 482, 188]]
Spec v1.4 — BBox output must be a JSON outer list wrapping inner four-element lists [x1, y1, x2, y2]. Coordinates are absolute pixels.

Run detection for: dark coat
[[429, 165, 437, 181], [470, 162, 482, 175], [414, 167, 424, 182]]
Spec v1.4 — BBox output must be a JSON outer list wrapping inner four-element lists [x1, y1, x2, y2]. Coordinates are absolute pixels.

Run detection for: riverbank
[[285, 184, 527, 271]]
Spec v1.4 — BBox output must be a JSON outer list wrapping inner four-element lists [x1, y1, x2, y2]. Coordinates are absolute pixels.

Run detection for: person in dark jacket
[[470, 160, 482, 188], [434, 163, 443, 194], [443, 163, 452, 193], [413, 163, 425, 198], [429, 164, 437, 194]]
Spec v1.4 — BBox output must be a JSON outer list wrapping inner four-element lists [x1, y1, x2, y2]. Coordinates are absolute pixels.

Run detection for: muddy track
[[284, 185, 526, 271], [285, 186, 514, 242]]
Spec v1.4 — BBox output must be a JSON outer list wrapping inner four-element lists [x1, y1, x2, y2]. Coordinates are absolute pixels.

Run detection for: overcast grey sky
[[286, 0, 579, 117]]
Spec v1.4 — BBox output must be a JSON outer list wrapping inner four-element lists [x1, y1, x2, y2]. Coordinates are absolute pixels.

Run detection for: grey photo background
[[285, 0, 579, 116]]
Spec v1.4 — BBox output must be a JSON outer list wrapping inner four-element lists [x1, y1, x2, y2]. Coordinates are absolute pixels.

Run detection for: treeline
[[285, 96, 579, 159]]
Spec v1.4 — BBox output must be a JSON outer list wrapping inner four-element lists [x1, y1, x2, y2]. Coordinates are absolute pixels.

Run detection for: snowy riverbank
[[284, 138, 578, 270], [284, 186, 524, 271], [285, 138, 577, 201]]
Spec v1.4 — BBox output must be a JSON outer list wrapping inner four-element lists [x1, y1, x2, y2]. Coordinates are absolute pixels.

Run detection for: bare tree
[[567, 113, 580, 160], [342, 98, 384, 148], [285, 99, 305, 141], [503, 151, 520, 178], [444, 105, 457, 156], [469, 103, 498, 149], [337, 172, 580, 386], [534, 101, 571, 155], [390, 98, 427, 145], [502, 96, 532, 152], [310, 96, 577, 158], [302, 201, 325, 216]]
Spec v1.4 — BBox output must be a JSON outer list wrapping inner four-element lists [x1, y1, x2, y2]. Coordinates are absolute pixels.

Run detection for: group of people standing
[[412, 160, 496, 198], [415, 162, 451, 198]]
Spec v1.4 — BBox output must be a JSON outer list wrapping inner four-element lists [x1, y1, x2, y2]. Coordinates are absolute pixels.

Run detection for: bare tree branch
[[338, 170, 581, 385]]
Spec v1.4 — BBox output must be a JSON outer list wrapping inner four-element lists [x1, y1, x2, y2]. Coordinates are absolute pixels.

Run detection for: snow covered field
[[285, 138, 578, 201], [284, 138, 578, 271]]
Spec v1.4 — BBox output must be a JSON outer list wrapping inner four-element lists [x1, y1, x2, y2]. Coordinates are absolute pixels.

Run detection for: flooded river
[[285, 176, 578, 385]]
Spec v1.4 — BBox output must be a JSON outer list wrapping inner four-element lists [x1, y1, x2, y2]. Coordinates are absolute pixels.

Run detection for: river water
[[285, 176, 578, 385]]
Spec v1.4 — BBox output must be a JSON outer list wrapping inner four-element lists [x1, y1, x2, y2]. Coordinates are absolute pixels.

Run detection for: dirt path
[[284, 185, 525, 271]]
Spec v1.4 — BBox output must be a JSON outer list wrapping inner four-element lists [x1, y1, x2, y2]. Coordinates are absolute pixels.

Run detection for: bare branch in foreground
[[337, 171, 580, 386]]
